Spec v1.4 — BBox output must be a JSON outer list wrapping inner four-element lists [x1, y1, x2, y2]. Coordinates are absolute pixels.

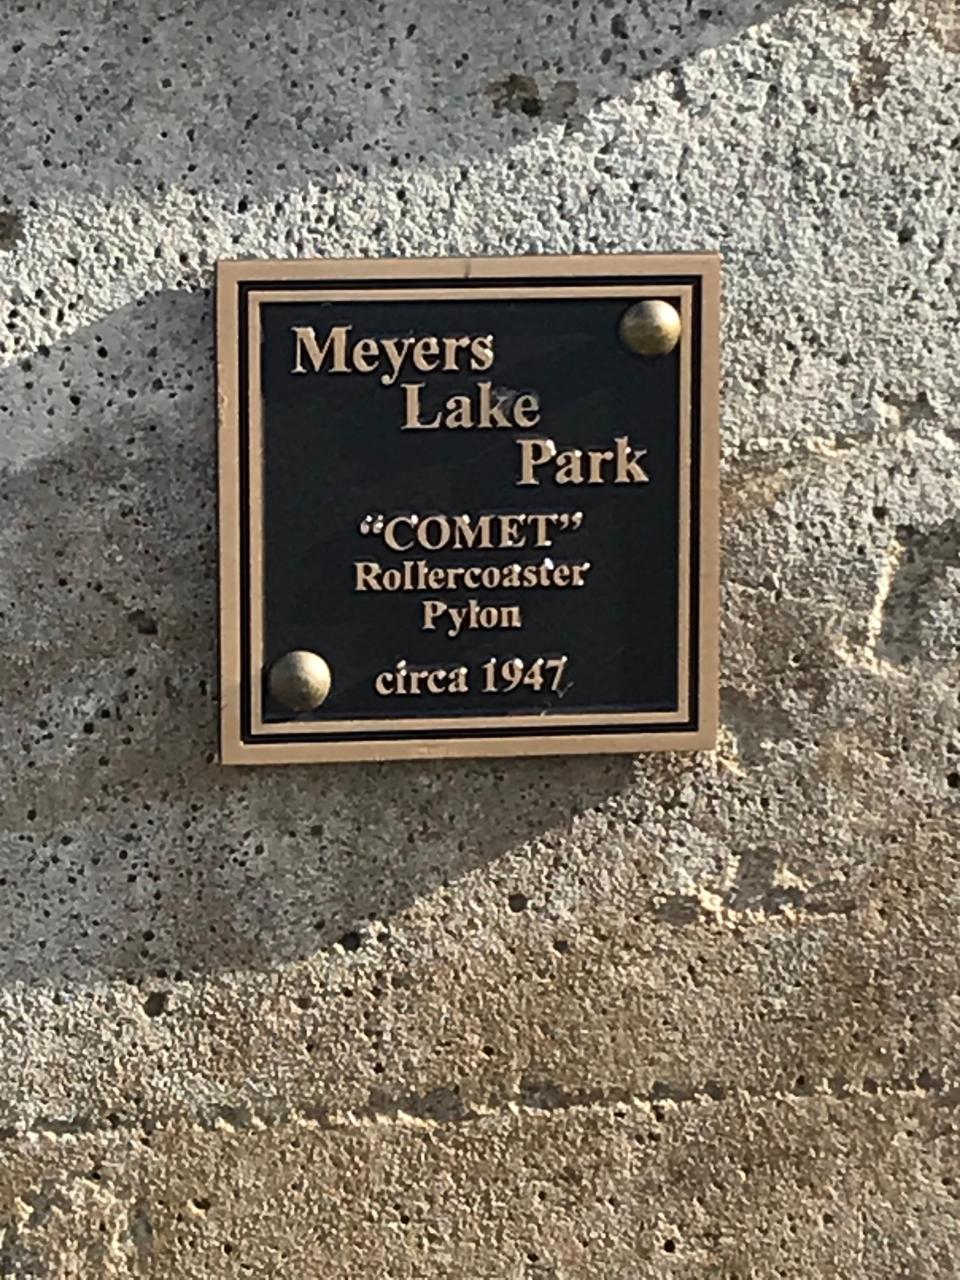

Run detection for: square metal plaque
[[217, 253, 719, 764]]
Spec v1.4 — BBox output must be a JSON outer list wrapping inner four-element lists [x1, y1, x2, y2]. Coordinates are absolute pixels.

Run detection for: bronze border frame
[[217, 252, 720, 765], [247, 284, 693, 735]]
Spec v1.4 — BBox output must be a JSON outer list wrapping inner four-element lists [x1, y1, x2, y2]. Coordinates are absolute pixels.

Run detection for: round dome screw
[[268, 650, 332, 712], [619, 299, 682, 356]]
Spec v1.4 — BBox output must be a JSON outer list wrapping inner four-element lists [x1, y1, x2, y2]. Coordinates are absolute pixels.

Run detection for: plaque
[[217, 253, 719, 764]]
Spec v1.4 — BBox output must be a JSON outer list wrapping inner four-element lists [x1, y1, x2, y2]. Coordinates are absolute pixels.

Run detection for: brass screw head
[[268, 650, 332, 712], [619, 299, 682, 356]]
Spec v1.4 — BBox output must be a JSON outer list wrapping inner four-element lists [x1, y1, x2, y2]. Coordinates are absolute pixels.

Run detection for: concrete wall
[[1, 1, 958, 1275]]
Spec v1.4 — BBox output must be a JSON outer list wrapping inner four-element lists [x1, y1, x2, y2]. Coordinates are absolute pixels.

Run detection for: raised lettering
[[290, 324, 350, 374]]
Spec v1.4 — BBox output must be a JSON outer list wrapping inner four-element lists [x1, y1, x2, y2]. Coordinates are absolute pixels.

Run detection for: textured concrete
[[1, 0, 958, 1275]]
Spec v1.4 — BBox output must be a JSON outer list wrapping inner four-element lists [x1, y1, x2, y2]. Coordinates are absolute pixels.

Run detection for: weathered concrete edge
[[2, 1070, 956, 1145]]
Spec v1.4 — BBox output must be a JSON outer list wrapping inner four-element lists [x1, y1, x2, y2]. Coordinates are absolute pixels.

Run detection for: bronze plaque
[[217, 253, 719, 764]]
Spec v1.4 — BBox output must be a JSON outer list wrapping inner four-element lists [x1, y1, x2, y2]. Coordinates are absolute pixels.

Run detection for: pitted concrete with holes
[[1, 1, 958, 1275]]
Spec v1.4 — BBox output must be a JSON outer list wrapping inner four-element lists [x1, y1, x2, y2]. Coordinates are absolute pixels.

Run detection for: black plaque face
[[217, 254, 719, 764]]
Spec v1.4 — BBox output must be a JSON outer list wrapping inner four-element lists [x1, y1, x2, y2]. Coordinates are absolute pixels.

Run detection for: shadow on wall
[[1, 0, 802, 208], [0, 0, 803, 987], [0, 289, 658, 986]]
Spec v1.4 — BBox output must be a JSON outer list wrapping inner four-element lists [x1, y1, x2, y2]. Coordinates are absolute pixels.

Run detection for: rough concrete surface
[[0, 0, 958, 1275]]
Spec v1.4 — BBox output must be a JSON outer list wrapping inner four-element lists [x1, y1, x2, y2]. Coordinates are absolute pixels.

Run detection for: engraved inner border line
[[243, 283, 695, 738]]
